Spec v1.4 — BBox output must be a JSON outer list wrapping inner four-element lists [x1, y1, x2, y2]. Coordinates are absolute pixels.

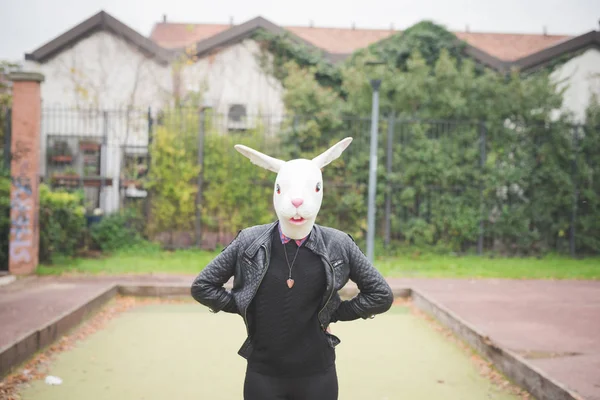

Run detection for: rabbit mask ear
[[312, 137, 353, 169], [234, 144, 285, 173]]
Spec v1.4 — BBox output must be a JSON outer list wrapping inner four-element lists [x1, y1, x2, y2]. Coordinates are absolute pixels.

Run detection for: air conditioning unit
[[227, 104, 248, 131]]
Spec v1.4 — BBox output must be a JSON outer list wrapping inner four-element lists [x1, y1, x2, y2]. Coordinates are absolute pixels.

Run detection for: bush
[[39, 184, 86, 263], [201, 125, 276, 235], [90, 208, 143, 251], [145, 110, 201, 238], [147, 110, 278, 243]]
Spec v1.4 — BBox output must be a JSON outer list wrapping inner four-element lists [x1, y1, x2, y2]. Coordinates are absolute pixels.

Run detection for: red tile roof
[[454, 31, 571, 61], [286, 26, 395, 54], [151, 22, 231, 49], [150, 21, 572, 62]]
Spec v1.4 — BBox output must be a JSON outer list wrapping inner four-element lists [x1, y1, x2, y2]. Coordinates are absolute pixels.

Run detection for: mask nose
[[291, 198, 304, 208]]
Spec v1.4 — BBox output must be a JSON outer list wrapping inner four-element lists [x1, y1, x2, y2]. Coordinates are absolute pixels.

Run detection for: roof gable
[[285, 26, 395, 54], [180, 16, 506, 71], [152, 18, 573, 67], [454, 32, 571, 62], [513, 30, 600, 71], [28, 12, 591, 74], [151, 23, 230, 50], [25, 11, 172, 65], [192, 16, 321, 58]]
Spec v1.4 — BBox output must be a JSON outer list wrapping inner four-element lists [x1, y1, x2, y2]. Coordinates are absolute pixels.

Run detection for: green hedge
[[90, 208, 143, 251], [39, 184, 86, 263]]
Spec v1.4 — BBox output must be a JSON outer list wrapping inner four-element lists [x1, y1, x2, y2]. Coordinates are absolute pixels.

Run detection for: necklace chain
[[283, 241, 301, 281]]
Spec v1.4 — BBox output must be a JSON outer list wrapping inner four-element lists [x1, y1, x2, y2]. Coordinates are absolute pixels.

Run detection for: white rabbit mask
[[234, 137, 353, 240]]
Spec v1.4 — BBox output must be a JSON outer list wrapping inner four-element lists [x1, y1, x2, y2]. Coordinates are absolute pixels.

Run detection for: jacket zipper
[[318, 256, 336, 330], [243, 243, 270, 336]]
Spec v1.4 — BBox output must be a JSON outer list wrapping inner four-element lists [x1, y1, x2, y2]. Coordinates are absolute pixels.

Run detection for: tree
[[574, 94, 600, 253], [272, 20, 588, 253]]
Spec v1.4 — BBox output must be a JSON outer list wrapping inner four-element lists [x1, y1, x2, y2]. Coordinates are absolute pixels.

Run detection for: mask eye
[[276, 184, 281, 195], [316, 182, 321, 193]]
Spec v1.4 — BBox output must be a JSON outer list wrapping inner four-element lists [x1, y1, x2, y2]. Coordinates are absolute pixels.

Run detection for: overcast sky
[[1, 0, 599, 62]]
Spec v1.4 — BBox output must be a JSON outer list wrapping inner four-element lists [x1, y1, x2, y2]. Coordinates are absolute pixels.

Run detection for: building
[[21, 10, 600, 212]]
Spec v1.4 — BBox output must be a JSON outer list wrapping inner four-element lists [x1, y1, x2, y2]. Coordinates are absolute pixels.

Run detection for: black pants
[[244, 364, 338, 400]]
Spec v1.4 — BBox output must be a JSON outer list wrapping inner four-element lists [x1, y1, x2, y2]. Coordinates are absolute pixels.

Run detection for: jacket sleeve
[[190, 230, 242, 314], [331, 235, 394, 322]]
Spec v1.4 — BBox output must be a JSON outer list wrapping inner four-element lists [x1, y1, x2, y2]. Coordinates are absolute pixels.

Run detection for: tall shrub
[[575, 94, 600, 253], [39, 184, 86, 263], [202, 122, 275, 234], [277, 21, 581, 253], [146, 110, 201, 238], [147, 109, 290, 240]]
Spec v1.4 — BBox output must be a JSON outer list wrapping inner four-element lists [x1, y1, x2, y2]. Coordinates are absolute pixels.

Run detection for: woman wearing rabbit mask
[[191, 137, 394, 400]]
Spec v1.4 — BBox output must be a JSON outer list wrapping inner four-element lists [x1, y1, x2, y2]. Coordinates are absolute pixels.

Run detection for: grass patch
[[36, 243, 600, 279], [377, 252, 600, 279], [37, 243, 216, 276]]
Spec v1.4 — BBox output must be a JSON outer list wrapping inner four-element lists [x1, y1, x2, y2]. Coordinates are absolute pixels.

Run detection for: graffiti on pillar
[[10, 140, 33, 263], [12, 140, 32, 163]]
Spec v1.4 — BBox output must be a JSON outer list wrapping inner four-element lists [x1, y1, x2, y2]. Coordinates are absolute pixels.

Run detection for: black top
[[247, 228, 335, 377]]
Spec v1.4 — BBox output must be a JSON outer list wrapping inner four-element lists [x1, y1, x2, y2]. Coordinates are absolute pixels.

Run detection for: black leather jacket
[[191, 221, 394, 359]]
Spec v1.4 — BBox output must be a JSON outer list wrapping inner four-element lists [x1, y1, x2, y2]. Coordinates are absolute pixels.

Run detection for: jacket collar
[[244, 221, 277, 258], [278, 224, 309, 247], [244, 221, 326, 258]]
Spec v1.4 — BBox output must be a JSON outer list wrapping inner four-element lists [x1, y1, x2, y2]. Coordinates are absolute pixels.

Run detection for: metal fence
[[34, 106, 600, 256], [42, 107, 151, 213]]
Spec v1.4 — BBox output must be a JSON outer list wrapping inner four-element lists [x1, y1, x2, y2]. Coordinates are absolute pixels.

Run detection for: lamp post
[[365, 61, 385, 264], [195, 101, 212, 248]]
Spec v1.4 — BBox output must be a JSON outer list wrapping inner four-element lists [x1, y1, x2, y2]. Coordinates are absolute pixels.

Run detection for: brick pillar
[[8, 72, 44, 275]]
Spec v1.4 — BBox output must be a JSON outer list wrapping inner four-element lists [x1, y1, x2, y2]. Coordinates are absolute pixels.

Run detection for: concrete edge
[[116, 283, 413, 301], [410, 288, 583, 400], [117, 284, 191, 297], [0, 275, 17, 286], [0, 284, 118, 379]]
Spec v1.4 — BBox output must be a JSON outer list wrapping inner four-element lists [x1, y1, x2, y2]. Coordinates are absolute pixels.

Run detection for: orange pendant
[[287, 279, 295, 288]]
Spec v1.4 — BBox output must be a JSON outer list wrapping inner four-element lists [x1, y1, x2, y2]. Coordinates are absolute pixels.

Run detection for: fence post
[[478, 121, 487, 255], [147, 107, 154, 143], [195, 108, 206, 248], [292, 115, 299, 159], [145, 107, 153, 228], [570, 125, 579, 258], [384, 113, 394, 248], [100, 111, 108, 211], [366, 81, 381, 263]]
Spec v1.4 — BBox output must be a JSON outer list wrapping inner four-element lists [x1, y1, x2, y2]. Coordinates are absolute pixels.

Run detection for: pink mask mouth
[[289, 217, 306, 225]]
